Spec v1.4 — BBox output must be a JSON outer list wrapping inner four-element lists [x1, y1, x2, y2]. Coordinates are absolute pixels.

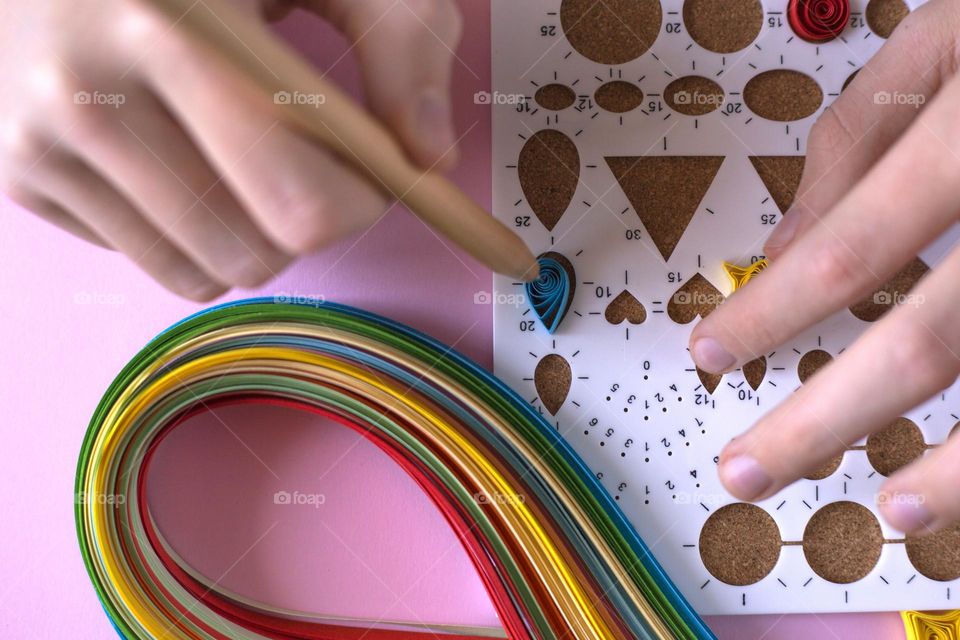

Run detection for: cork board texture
[[492, 0, 955, 616]]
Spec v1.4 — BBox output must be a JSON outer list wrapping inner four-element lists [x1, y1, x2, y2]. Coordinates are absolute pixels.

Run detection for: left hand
[[688, 0, 960, 536]]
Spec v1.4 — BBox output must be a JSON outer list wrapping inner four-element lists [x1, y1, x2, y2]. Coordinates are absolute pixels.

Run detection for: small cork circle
[[803, 502, 883, 584], [699, 503, 781, 585], [684, 0, 763, 53], [664, 76, 725, 116], [535, 84, 577, 111], [866, 0, 910, 39], [744, 70, 823, 122], [560, 0, 662, 65], [594, 81, 645, 113], [804, 454, 843, 481], [906, 524, 960, 581], [798, 349, 833, 384], [866, 418, 926, 476]]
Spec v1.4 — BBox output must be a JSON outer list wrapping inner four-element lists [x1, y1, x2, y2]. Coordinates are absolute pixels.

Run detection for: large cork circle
[[664, 76, 725, 116], [866, 418, 926, 476], [803, 502, 883, 583], [699, 503, 781, 585], [684, 0, 764, 54], [798, 349, 832, 384], [594, 81, 645, 113], [804, 454, 843, 481], [519, 130, 580, 232], [744, 70, 823, 122], [866, 0, 910, 39], [535, 354, 572, 416], [560, 0, 662, 65], [905, 524, 960, 581], [535, 83, 577, 111]]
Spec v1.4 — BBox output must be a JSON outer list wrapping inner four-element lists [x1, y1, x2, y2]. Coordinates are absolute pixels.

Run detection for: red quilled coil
[[788, 0, 850, 42]]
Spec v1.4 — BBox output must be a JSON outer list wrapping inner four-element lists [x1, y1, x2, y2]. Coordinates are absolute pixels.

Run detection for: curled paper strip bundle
[[901, 610, 960, 640], [75, 299, 713, 640], [788, 0, 850, 42], [525, 252, 575, 334]]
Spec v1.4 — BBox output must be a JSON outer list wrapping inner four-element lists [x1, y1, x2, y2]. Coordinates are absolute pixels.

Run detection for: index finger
[[690, 74, 960, 374]]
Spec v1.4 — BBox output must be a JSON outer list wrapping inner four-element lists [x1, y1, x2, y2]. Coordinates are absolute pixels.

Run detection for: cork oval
[[594, 81, 644, 113], [535, 83, 577, 111], [664, 76, 725, 116], [743, 70, 823, 122]]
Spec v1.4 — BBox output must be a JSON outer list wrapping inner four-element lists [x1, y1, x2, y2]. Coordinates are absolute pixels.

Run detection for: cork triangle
[[606, 156, 724, 261], [749, 156, 805, 214]]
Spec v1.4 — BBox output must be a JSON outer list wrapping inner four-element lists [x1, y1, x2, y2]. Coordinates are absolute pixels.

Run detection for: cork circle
[[803, 502, 883, 584], [535, 84, 577, 111], [905, 524, 960, 581], [664, 76, 725, 116], [744, 70, 823, 122], [683, 0, 764, 54], [866, 418, 926, 476], [804, 454, 843, 481], [699, 503, 781, 585], [560, 0, 662, 65], [594, 81, 645, 113], [866, 0, 910, 39], [798, 349, 832, 384]]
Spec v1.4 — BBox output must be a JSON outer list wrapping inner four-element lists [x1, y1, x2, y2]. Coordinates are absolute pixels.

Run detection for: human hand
[[688, 0, 960, 535], [0, 0, 463, 299]]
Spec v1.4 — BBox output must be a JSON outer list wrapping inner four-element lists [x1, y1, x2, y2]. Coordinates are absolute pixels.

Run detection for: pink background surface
[[0, 3, 906, 638]]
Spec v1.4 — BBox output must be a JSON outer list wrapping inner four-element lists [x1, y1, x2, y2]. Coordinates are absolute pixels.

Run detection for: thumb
[[307, 0, 464, 170]]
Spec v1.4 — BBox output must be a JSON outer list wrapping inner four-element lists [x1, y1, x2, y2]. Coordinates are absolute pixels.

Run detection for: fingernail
[[879, 491, 934, 534], [417, 89, 457, 163], [720, 455, 773, 500], [765, 209, 801, 252], [691, 337, 736, 373]]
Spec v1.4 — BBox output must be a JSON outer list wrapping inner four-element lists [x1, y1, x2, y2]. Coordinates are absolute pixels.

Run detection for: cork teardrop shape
[[560, 0, 662, 65], [604, 290, 646, 325], [535, 354, 572, 416], [664, 76, 725, 116], [519, 130, 580, 231], [749, 156, 806, 214], [742, 356, 766, 390], [535, 83, 577, 111], [697, 368, 723, 394], [803, 502, 883, 584], [594, 81, 645, 113], [744, 70, 823, 122], [798, 349, 832, 384]]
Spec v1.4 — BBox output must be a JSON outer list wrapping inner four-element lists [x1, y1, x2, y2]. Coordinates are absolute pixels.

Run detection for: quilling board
[[491, 0, 960, 615]]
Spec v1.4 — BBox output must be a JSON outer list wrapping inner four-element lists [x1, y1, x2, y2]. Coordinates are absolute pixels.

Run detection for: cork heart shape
[[604, 290, 647, 325], [667, 274, 725, 324]]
